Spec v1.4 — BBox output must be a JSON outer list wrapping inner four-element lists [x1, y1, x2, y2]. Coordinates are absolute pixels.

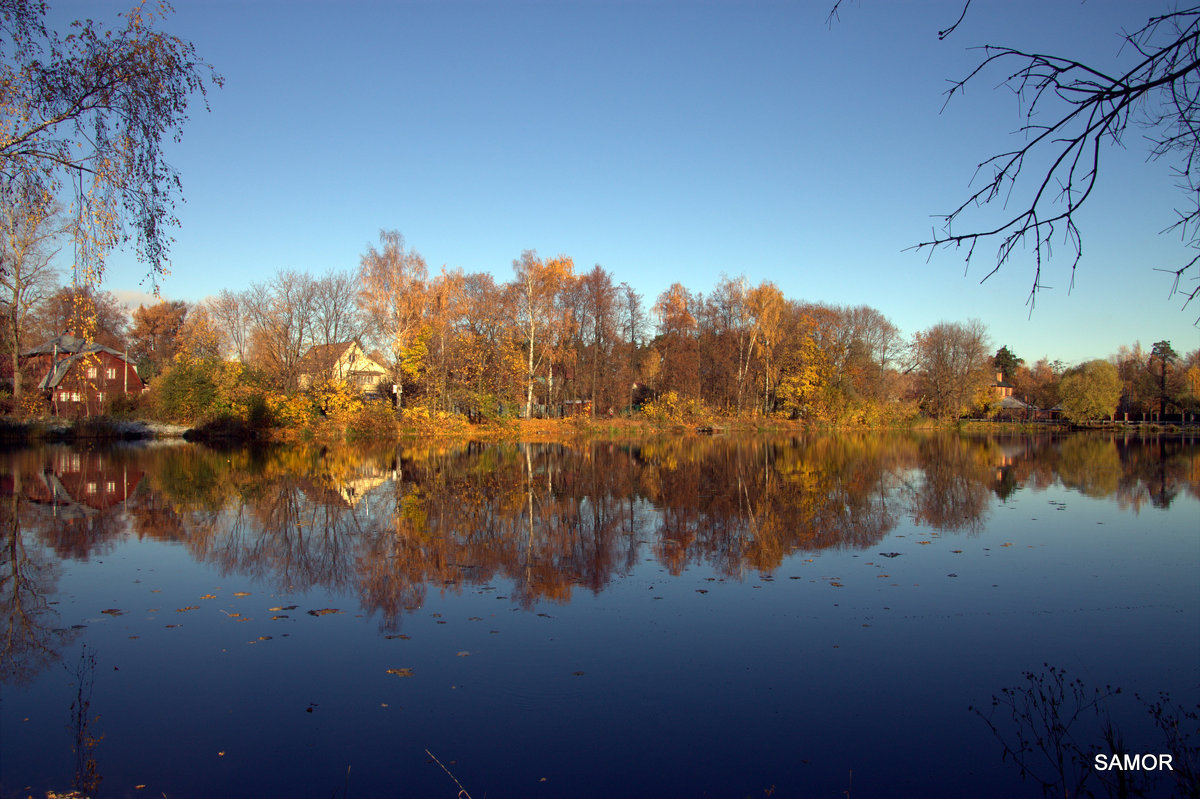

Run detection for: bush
[[640, 390, 713, 424], [344, 402, 398, 441], [105, 390, 144, 418]]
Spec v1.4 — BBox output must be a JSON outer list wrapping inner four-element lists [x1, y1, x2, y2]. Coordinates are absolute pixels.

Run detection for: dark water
[[1, 433, 1196, 798]]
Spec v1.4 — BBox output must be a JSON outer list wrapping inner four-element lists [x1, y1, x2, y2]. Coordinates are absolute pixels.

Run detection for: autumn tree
[[573, 265, 619, 415], [1012, 358, 1061, 411], [32, 285, 127, 350], [444, 271, 520, 418], [174, 305, 223, 361], [1059, 360, 1122, 423], [511, 250, 573, 417], [913, 319, 993, 420], [652, 282, 700, 400], [0, 181, 61, 405], [358, 231, 427, 407], [0, 0, 220, 287], [128, 300, 188, 380]]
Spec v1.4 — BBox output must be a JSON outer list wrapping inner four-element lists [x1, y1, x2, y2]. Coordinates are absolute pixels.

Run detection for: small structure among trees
[[21, 335, 145, 417], [296, 341, 389, 398]]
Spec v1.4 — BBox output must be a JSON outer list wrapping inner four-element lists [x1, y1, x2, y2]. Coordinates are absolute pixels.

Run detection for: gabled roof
[[296, 342, 355, 374], [22, 334, 134, 364], [297, 341, 387, 375]]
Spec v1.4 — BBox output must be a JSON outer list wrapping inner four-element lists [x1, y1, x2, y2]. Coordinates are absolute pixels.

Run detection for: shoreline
[[0, 414, 1195, 446]]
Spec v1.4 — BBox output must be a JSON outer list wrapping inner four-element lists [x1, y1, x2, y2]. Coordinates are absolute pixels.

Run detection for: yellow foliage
[[640, 390, 712, 424]]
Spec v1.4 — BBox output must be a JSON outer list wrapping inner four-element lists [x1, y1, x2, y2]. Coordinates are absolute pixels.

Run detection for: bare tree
[[0, 182, 62, 406], [312, 269, 363, 348], [244, 270, 318, 390], [833, 3, 1200, 314], [206, 289, 250, 362], [913, 319, 993, 419]]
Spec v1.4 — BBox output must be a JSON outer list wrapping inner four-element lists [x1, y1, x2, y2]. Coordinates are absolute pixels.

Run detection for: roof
[[999, 395, 1031, 410], [296, 342, 355, 374], [297, 341, 387, 375], [22, 335, 134, 363]]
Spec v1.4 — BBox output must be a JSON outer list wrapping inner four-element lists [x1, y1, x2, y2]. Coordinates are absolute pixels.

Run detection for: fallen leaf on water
[[386, 667, 414, 677], [1001, 542, 1013, 547], [951, 550, 963, 554], [468, 616, 482, 621], [384, 634, 410, 640], [165, 624, 177, 628], [307, 608, 342, 617], [176, 606, 199, 612], [696, 589, 708, 594], [456, 651, 470, 657], [879, 552, 901, 558], [233, 592, 251, 597], [830, 582, 843, 588], [101, 608, 122, 616], [268, 605, 298, 612], [271, 615, 289, 620], [537, 612, 552, 617], [917, 541, 931, 545], [200, 594, 216, 600], [572, 671, 585, 676]]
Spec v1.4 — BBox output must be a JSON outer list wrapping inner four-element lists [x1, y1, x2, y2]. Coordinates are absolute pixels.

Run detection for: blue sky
[[56, 0, 1200, 365]]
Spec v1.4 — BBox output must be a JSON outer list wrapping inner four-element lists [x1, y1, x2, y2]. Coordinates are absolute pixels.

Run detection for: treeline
[[3, 227, 1198, 425]]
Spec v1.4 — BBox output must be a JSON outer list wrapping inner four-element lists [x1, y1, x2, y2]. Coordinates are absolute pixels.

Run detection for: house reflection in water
[[13, 448, 143, 519]]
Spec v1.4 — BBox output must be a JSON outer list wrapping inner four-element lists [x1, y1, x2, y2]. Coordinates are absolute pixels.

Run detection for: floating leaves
[[386, 667, 414, 677], [176, 606, 199, 613], [101, 608, 122, 616], [307, 608, 342, 617]]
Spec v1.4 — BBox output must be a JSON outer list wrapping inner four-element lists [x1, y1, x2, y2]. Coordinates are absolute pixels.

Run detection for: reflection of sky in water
[[1, 435, 1197, 799]]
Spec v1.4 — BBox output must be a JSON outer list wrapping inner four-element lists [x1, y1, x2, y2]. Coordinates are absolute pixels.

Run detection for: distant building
[[296, 341, 389, 396], [991, 371, 1015, 400], [21, 335, 145, 416]]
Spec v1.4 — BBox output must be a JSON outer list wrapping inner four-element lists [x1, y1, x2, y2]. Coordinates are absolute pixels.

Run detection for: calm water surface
[[1, 433, 1197, 798]]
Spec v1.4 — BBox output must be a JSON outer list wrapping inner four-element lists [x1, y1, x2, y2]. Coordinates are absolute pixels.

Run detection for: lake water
[[1, 433, 1197, 798]]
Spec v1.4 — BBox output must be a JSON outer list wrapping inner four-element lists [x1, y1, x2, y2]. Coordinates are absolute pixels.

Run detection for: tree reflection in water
[[1, 432, 1197, 655]]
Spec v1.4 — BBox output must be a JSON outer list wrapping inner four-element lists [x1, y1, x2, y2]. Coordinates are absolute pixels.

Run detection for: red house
[[21, 335, 146, 416]]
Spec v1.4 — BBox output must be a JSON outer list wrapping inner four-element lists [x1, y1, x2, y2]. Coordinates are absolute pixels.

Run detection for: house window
[[87, 366, 98, 378], [86, 482, 97, 494], [71, 392, 81, 402], [96, 392, 105, 403], [106, 481, 116, 493], [59, 391, 70, 401], [106, 367, 117, 379]]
